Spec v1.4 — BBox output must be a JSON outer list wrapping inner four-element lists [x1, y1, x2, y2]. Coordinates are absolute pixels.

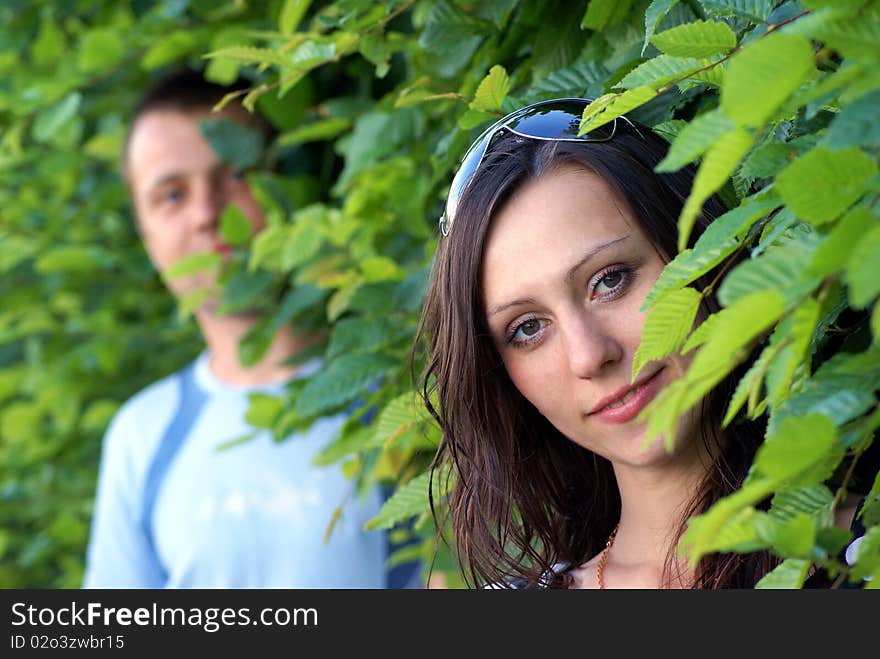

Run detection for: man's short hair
[[122, 69, 276, 168]]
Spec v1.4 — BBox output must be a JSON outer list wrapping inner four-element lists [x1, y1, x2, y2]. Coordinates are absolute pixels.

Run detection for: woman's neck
[[605, 440, 712, 588]]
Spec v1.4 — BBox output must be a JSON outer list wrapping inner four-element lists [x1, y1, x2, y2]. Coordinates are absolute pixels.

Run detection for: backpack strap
[[139, 362, 208, 584]]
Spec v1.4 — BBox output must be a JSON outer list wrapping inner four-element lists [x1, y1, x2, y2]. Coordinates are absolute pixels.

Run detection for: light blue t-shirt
[[83, 352, 389, 588]]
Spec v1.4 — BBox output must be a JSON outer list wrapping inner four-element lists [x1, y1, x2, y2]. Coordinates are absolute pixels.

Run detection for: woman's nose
[[559, 313, 622, 379]]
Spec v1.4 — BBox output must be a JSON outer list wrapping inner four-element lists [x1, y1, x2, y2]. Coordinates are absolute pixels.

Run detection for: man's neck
[[195, 309, 320, 387]]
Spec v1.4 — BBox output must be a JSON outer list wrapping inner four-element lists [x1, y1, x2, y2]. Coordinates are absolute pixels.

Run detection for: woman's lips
[[589, 367, 666, 424]]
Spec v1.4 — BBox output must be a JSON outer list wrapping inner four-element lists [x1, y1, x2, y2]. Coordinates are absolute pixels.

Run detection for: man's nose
[[559, 312, 622, 379], [189, 180, 226, 230]]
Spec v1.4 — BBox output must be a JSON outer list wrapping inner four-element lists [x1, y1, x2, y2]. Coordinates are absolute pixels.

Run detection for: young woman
[[416, 98, 860, 589]]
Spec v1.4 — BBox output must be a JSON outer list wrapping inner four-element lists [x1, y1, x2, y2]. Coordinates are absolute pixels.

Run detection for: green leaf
[[1, 402, 43, 443], [219, 206, 253, 247], [31, 93, 81, 145], [769, 513, 816, 558], [282, 210, 325, 270], [457, 109, 495, 130], [244, 392, 284, 428], [327, 316, 395, 359], [326, 281, 362, 323], [204, 46, 297, 69], [163, 252, 222, 279], [33, 245, 109, 274], [280, 0, 311, 34], [701, 0, 774, 22], [220, 269, 276, 314], [644, 290, 785, 446], [579, 87, 657, 134], [722, 341, 774, 425], [582, 0, 629, 30], [678, 127, 755, 251], [773, 355, 880, 432], [721, 33, 815, 128], [679, 477, 779, 564], [142, 31, 198, 70], [755, 413, 836, 481], [644, 192, 779, 308], [530, 61, 607, 99], [718, 241, 819, 309], [269, 285, 325, 332], [470, 65, 509, 113], [360, 256, 406, 283], [766, 298, 821, 406], [873, 302, 880, 345], [802, 14, 880, 61], [848, 526, 880, 582], [656, 108, 735, 172], [770, 485, 834, 526], [249, 224, 286, 271], [643, 0, 680, 54], [365, 469, 451, 530], [775, 147, 878, 226], [290, 39, 337, 66], [279, 118, 352, 146], [806, 207, 876, 279], [617, 55, 706, 90], [312, 424, 373, 467], [824, 90, 880, 149], [695, 508, 769, 554], [369, 392, 430, 449], [418, 1, 484, 76], [694, 290, 785, 367], [633, 287, 702, 380], [199, 118, 264, 170], [295, 353, 395, 417], [845, 223, 880, 309], [755, 558, 811, 589], [359, 33, 392, 78], [77, 28, 125, 74], [32, 14, 65, 67], [650, 20, 737, 59], [738, 143, 796, 182]]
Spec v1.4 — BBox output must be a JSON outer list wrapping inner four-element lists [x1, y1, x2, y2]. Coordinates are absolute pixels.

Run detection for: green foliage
[[4, 0, 878, 590], [650, 19, 737, 59]]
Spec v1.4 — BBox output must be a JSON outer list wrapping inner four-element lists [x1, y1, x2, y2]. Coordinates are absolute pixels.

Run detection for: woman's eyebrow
[[487, 296, 538, 318], [487, 236, 632, 319], [563, 235, 630, 284]]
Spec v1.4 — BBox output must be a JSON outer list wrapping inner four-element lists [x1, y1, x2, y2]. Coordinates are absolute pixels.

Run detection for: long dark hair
[[417, 122, 776, 588]]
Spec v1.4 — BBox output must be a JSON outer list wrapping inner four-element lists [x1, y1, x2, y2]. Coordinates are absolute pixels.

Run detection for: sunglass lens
[[443, 128, 493, 235], [506, 101, 616, 141]]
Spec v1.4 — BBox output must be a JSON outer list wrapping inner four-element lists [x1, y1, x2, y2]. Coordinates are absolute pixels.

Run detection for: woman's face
[[481, 165, 698, 468]]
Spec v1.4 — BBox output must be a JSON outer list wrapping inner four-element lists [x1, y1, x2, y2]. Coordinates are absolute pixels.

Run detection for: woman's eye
[[597, 271, 623, 292], [508, 318, 546, 346], [592, 267, 633, 299], [519, 319, 541, 336]]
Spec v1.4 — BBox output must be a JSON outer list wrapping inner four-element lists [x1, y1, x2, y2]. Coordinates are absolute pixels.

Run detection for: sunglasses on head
[[439, 97, 640, 237]]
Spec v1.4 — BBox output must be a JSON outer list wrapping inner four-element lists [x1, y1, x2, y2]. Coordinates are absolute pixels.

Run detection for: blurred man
[[83, 70, 404, 587]]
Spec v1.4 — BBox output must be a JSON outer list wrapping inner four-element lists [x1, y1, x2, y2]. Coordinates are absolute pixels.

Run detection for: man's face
[[126, 108, 266, 304]]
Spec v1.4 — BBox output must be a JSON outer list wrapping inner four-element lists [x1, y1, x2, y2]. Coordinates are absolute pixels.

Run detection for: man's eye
[[163, 188, 183, 204]]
